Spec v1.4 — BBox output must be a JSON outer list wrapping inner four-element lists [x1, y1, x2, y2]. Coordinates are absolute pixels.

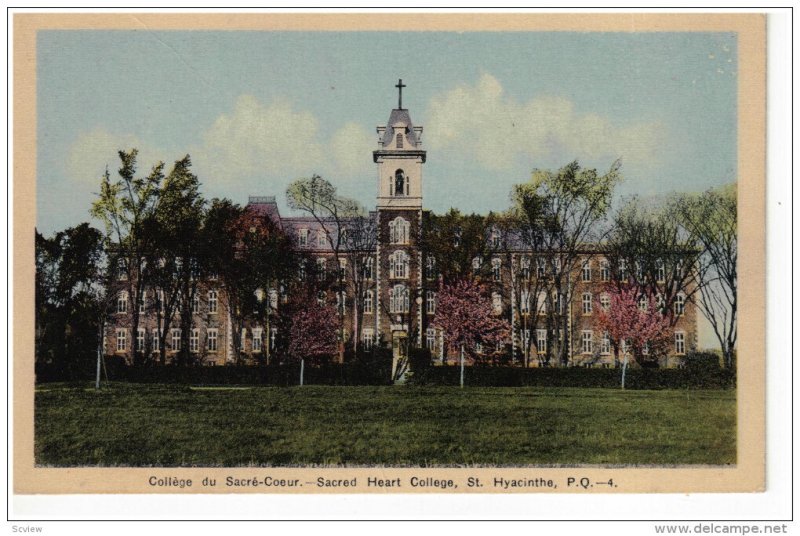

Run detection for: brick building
[[105, 83, 697, 368]]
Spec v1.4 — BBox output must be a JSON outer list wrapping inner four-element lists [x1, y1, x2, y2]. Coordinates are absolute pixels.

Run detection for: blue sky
[[37, 30, 737, 235]]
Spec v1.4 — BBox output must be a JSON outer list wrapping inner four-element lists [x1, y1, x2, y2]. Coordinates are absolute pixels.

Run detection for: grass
[[34, 383, 736, 467]]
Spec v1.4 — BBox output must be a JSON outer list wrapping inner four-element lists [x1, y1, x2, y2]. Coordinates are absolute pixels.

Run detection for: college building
[[105, 83, 698, 368]]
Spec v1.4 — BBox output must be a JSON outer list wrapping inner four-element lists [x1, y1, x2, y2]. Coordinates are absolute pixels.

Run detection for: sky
[[36, 30, 737, 237]]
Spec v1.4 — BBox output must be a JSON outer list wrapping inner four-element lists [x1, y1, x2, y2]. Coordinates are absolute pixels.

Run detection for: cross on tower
[[395, 79, 406, 109]]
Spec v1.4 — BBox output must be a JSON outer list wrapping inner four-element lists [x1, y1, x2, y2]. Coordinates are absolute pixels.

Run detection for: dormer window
[[396, 133, 403, 148], [394, 169, 405, 196]]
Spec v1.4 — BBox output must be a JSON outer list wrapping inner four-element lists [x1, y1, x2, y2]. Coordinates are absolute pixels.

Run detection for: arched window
[[394, 169, 405, 196], [389, 217, 409, 244], [389, 250, 409, 279], [390, 284, 410, 313]]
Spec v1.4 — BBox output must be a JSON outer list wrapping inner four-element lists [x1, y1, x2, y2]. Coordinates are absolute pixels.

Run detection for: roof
[[380, 108, 420, 147]]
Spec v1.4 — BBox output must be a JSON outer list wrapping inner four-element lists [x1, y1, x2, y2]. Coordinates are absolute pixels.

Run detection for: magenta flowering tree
[[595, 285, 672, 388], [435, 279, 510, 363], [288, 301, 339, 366]]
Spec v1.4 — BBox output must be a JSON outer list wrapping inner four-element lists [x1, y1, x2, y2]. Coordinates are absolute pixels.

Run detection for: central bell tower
[[373, 80, 427, 378], [373, 79, 426, 208]]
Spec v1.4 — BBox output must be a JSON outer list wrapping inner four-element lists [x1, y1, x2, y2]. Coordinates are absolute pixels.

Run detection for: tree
[[674, 184, 737, 368], [434, 279, 510, 364], [286, 175, 366, 356], [595, 285, 673, 388], [146, 155, 205, 365], [287, 293, 339, 385], [91, 149, 164, 366], [511, 160, 621, 366], [604, 197, 700, 328], [35, 223, 106, 376]]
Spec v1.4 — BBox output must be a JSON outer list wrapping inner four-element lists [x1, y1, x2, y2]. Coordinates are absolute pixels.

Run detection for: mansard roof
[[380, 108, 420, 147]]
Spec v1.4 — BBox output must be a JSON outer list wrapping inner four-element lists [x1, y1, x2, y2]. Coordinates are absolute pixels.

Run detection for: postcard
[[13, 12, 765, 498]]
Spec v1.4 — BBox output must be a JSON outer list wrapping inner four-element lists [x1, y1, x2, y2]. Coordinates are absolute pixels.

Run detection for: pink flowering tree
[[287, 300, 339, 371], [435, 279, 510, 364], [595, 285, 673, 388]]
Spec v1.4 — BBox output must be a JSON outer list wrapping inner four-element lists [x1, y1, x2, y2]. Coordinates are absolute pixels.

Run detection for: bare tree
[[674, 184, 737, 368]]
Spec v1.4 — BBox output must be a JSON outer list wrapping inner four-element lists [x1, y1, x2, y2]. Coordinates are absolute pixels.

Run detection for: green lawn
[[34, 384, 736, 466]]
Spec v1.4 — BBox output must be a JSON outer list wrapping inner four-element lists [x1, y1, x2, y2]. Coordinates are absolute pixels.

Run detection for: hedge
[[407, 365, 735, 390]]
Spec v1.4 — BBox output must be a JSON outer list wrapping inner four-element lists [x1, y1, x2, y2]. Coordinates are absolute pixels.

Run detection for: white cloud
[[67, 127, 172, 186], [193, 95, 326, 183], [330, 121, 375, 177], [425, 73, 664, 171]]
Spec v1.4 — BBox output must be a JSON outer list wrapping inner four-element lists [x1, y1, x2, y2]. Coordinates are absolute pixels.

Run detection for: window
[[389, 285, 410, 314], [208, 271, 218, 281], [138, 293, 146, 314], [426, 328, 436, 351], [475, 342, 483, 354], [674, 293, 686, 316], [394, 169, 405, 195], [537, 291, 547, 315], [600, 332, 611, 355], [155, 289, 164, 312], [270, 327, 278, 351], [638, 294, 648, 312], [491, 230, 500, 248], [472, 256, 482, 274], [453, 228, 462, 247], [675, 332, 686, 355], [136, 328, 146, 351], [171, 329, 181, 351], [636, 260, 644, 281], [389, 217, 409, 244], [336, 291, 347, 314], [600, 260, 610, 282], [582, 330, 594, 354], [600, 293, 610, 311], [116, 329, 127, 351], [427, 290, 437, 314], [117, 291, 128, 314], [492, 292, 502, 314], [522, 329, 531, 350], [207, 328, 218, 352], [116, 259, 128, 280], [317, 231, 327, 247], [425, 256, 437, 280], [642, 341, 650, 355], [656, 293, 665, 312], [364, 257, 374, 280], [619, 259, 628, 281], [389, 250, 409, 279], [208, 290, 218, 314], [269, 289, 278, 310], [536, 258, 546, 278], [299, 260, 307, 281], [192, 293, 200, 314], [316, 258, 327, 280], [551, 257, 561, 275], [252, 328, 263, 352], [520, 256, 531, 279], [520, 290, 530, 314], [152, 329, 161, 352], [189, 329, 199, 353], [240, 328, 247, 351], [582, 292, 593, 315], [582, 261, 592, 282], [656, 259, 666, 283], [363, 329, 375, 350], [552, 291, 564, 315], [396, 133, 403, 149], [536, 329, 547, 354], [364, 291, 374, 314], [298, 229, 309, 246], [492, 258, 501, 281]]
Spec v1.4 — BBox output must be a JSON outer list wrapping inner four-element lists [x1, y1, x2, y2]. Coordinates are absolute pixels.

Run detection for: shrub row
[[407, 365, 735, 390]]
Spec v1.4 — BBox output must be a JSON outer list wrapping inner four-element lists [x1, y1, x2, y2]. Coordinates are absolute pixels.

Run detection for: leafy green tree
[[91, 149, 164, 366], [35, 223, 105, 376]]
